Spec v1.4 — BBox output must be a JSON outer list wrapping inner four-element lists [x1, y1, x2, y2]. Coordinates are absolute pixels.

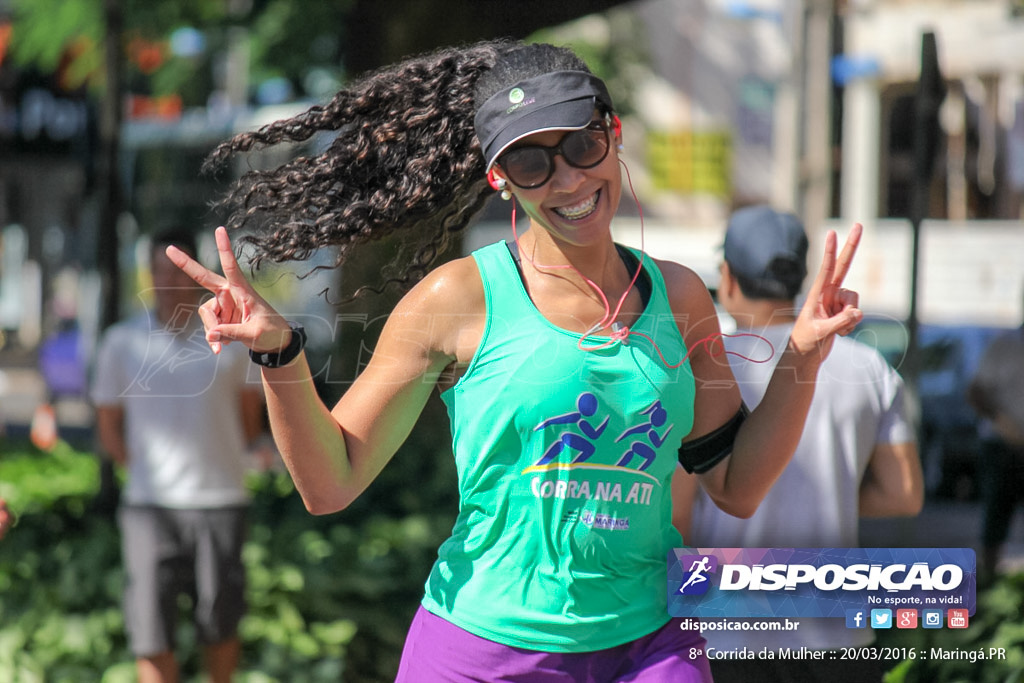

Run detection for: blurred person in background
[[674, 205, 923, 683], [968, 285, 1024, 586], [91, 229, 265, 683]]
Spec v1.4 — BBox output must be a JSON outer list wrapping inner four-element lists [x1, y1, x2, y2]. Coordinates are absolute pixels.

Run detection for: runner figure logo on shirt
[[532, 392, 609, 466], [614, 400, 673, 471], [528, 393, 673, 474]]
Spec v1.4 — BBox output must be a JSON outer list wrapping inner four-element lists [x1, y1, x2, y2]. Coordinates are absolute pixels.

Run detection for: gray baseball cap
[[474, 70, 613, 171], [723, 205, 809, 299]]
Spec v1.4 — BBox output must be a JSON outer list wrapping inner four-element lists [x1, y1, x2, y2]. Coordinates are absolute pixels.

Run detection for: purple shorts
[[395, 606, 711, 682]]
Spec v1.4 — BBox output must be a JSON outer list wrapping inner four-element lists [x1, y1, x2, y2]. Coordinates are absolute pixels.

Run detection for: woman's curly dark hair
[[204, 39, 593, 293]]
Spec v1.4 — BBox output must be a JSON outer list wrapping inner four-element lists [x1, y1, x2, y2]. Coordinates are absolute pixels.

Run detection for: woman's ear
[[718, 262, 737, 300]]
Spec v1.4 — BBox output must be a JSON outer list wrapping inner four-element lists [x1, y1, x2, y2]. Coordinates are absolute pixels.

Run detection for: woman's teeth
[[554, 191, 599, 220]]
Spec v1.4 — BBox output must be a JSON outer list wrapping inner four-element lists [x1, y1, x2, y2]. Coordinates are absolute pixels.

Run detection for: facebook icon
[[845, 609, 867, 629]]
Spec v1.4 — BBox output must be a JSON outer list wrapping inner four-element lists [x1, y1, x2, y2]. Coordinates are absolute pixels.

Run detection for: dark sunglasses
[[496, 121, 611, 189]]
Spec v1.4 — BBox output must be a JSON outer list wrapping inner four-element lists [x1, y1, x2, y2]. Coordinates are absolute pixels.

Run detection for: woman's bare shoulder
[[403, 254, 485, 315], [650, 257, 713, 308]]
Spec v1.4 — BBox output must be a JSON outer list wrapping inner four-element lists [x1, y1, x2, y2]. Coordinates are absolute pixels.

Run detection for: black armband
[[678, 403, 750, 474], [249, 322, 307, 368]]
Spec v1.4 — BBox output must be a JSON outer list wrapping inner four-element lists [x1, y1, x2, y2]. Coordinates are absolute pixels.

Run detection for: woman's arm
[[168, 227, 482, 514], [668, 226, 863, 518]]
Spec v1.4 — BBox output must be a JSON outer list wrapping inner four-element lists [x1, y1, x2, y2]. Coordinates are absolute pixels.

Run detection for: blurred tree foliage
[[6, 0, 351, 105]]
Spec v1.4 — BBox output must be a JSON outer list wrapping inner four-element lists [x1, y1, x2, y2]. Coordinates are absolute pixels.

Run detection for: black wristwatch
[[249, 321, 307, 368]]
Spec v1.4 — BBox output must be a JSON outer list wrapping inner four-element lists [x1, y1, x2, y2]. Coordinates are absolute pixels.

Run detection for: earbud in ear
[[487, 169, 512, 200], [611, 115, 624, 152], [487, 169, 504, 191]]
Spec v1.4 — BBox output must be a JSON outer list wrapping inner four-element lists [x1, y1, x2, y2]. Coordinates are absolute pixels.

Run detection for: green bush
[[0, 442, 127, 681], [0, 438, 457, 682]]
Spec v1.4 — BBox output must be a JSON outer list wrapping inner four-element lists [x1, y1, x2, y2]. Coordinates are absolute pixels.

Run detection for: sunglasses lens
[[501, 148, 553, 189], [497, 123, 611, 189], [563, 126, 609, 168]]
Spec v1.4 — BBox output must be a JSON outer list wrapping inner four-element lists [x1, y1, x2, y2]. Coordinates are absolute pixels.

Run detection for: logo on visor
[[508, 87, 525, 104], [677, 554, 717, 595]]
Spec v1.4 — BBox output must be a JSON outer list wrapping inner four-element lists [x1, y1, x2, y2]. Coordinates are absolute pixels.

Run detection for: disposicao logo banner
[[667, 548, 976, 618]]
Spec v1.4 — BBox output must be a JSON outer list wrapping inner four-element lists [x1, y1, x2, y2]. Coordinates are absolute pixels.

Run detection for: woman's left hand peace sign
[[166, 226, 294, 355], [789, 223, 863, 358]]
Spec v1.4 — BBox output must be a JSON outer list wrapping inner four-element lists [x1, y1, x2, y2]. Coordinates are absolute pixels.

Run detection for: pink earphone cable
[[629, 330, 775, 369], [507, 152, 774, 369]]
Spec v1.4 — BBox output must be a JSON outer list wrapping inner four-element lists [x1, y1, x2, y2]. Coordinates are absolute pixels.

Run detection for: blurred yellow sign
[[646, 130, 732, 197]]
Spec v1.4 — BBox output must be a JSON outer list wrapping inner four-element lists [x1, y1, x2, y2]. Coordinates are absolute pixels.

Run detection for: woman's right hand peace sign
[[789, 223, 863, 359], [166, 226, 293, 355]]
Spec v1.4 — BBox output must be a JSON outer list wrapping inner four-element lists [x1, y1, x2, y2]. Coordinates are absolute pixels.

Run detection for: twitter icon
[[870, 609, 892, 629]]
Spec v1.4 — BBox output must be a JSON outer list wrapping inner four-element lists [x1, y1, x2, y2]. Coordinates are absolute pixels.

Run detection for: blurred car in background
[[850, 315, 1008, 499]]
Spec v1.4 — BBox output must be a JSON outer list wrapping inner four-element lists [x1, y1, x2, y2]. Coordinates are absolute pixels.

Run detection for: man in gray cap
[[673, 205, 924, 683]]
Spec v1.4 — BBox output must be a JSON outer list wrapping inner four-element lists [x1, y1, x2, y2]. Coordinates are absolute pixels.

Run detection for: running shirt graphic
[[527, 393, 673, 473]]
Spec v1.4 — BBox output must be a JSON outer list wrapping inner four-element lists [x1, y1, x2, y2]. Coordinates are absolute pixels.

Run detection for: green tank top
[[423, 240, 696, 652]]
